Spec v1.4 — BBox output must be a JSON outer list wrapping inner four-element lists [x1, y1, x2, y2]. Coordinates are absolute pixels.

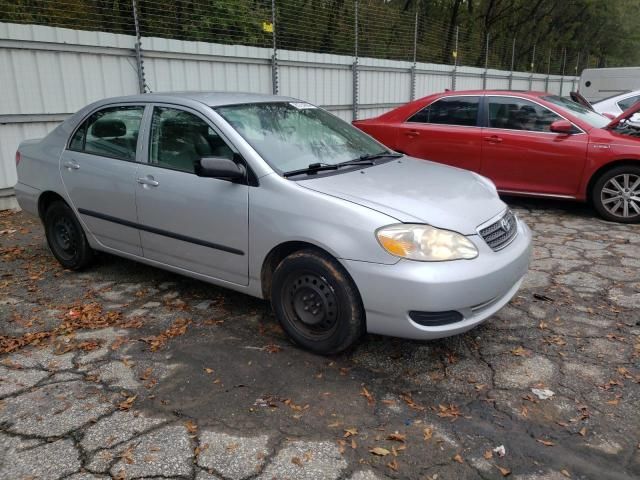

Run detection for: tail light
[[15, 151, 21, 166]]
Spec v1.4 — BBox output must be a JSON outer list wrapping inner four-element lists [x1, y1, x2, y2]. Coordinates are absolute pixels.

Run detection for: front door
[[135, 105, 249, 286], [396, 95, 483, 172], [60, 104, 145, 256], [481, 96, 588, 197]]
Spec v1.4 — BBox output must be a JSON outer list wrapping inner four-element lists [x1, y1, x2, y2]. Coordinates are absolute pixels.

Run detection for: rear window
[[407, 96, 480, 127]]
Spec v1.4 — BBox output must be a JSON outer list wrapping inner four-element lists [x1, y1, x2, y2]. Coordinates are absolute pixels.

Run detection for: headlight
[[376, 224, 478, 261]]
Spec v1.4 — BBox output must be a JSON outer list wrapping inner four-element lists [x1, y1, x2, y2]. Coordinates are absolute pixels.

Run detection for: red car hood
[[607, 101, 640, 129]]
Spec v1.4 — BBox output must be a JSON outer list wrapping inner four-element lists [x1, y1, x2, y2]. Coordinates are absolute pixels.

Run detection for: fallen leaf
[[204, 367, 214, 374], [118, 395, 137, 411], [453, 453, 464, 464], [536, 439, 555, 446], [387, 432, 406, 443], [343, 428, 358, 438], [291, 456, 303, 467], [387, 458, 399, 471], [496, 465, 511, 477], [370, 447, 390, 456], [561, 469, 571, 478], [360, 386, 375, 405], [484, 450, 493, 459], [579, 427, 587, 437], [423, 427, 433, 441], [185, 420, 198, 434]]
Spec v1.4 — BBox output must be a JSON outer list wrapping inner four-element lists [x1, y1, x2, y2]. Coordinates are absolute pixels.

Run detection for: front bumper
[[342, 218, 532, 340]]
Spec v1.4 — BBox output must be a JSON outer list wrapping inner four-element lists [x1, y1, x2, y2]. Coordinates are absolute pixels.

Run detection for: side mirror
[[549, 120, 574, 135], [195, 157, 244, 181]]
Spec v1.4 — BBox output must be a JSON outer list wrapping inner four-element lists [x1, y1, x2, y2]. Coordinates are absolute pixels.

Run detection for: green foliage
[[1, 0, 638, 73]]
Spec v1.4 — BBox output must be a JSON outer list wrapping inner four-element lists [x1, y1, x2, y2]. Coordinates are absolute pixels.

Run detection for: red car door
[[481, 95, 589, 197], [396, 95, 483, 172]]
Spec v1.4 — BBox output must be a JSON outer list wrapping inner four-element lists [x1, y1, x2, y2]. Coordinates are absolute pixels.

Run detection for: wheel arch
[[586, 159, 640, 202], [37, 191, 67, 220]]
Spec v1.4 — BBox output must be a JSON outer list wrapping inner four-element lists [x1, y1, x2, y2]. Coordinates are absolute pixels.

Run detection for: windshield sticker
[[290, 102, 317, 110]]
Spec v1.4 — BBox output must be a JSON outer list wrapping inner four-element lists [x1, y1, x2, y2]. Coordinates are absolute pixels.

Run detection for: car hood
[[298, 157, 506, 235]]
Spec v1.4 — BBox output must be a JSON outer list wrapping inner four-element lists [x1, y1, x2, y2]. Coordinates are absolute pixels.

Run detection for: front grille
[[479, 210, 518, 251]]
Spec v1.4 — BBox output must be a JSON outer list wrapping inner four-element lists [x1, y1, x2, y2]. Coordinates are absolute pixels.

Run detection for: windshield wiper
[[283, 152, 403, 178], [283, 163, 338, 178], [355, 152, 403, 162]]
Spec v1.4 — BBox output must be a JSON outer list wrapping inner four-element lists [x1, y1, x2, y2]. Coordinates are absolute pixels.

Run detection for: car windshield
[[214, 102, 389, 174], [542, 95, 611, 129]]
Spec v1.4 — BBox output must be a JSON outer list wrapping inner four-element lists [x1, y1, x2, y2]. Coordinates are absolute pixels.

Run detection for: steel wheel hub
[[601, 173, 640, 218], [283, 272, 338, 337], [52, 217, 78, 258]]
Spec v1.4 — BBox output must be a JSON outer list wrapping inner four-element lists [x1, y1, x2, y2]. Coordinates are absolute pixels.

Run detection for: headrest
[[92, 119, 126, 138]]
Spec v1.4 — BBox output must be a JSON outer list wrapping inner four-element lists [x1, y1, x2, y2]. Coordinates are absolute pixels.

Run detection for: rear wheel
[[44, 201, 94, 270], [271, 249, 365, 355], [592, 165, 640, 223]]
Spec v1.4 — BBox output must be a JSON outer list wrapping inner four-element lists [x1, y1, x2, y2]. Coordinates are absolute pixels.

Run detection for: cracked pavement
[[0, 198, 639, 480]]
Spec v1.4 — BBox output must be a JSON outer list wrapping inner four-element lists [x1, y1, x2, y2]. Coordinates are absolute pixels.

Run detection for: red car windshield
[[542, 95, 610, 129]]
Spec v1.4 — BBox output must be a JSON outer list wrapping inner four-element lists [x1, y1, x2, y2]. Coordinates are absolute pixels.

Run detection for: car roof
[[437, 90, 549, 97], [95, 91, 298, 107]]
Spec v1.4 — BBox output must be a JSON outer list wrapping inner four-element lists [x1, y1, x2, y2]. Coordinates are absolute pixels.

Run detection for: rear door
[[481, 95, 588, 197], [60, 104, 145, 255], [135, 104, 249, 286], [396, 95, 483, 172]]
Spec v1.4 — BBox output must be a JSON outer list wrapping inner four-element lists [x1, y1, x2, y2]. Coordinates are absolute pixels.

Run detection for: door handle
[[484, 135, 503, 143], [137, 176, 159, 187], [405, 130, 420, 138], [63, 160, 80, 170]]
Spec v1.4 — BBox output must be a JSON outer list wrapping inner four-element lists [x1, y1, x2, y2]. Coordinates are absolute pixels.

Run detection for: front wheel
[[44, 200, 95, 270], [592, 166, 640, 223], [271, 249, 365, 355]]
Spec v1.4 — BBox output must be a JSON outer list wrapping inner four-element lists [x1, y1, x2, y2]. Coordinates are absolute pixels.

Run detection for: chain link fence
[[1, 0, 595, 75]]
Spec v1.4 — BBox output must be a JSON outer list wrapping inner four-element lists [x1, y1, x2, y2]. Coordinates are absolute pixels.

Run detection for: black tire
[[44, 200, 94, 270], [592, 165, 640, 223], [271, 249, 365, 355]]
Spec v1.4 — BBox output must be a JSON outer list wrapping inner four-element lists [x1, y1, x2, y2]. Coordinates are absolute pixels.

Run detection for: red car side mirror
[[550, 120, 574, 135]]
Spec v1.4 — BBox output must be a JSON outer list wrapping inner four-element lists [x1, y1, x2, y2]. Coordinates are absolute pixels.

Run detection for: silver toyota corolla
[[15, 92, 532, 354]]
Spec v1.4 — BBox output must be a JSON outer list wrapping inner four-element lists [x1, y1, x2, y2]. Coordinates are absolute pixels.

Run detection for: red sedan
[[353, 90, 640, 223]]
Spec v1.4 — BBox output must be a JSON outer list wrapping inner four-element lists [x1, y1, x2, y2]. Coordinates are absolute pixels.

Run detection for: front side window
[[618, 95, 640, 112], [542, 95, 610, 129], [488, 97, 561, 132], [69, 106, 144, 161], [407, 96, 480, 127], [149, 107, 234, 173], [215, 102, 386, 174]]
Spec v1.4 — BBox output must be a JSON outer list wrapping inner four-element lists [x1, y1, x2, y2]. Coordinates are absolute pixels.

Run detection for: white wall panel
[[0, 21, 578, 193]]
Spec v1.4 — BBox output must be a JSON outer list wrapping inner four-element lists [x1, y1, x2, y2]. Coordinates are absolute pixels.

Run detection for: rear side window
[[407, 96, 480, 127], [69, 106, 144, 161], [618, 95, 640, 111]]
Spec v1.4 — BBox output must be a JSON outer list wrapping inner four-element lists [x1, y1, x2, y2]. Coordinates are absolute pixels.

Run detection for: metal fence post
[[572, 52, 580, 91], [482, 33, 489, 89], [559, 47, 566, 96], [545, 52, 551, 92], [528, 44, 535, 90], [508, 37, 515, 90], [270, 0, 279, 95], [131, 0, 146, 94], [352, 0, 359, 120], [410, 4, 418, 101], [451, 26, 458, 90]]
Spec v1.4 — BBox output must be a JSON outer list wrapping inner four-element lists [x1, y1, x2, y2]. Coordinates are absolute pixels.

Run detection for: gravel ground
[[0, 198, 639, 480]]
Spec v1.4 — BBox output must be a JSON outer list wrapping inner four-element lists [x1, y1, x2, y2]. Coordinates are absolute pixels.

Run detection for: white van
[[579, 67, 640, 103]]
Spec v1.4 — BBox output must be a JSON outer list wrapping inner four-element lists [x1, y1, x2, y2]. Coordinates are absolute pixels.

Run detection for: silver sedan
[[15, 92, 532, 354]]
